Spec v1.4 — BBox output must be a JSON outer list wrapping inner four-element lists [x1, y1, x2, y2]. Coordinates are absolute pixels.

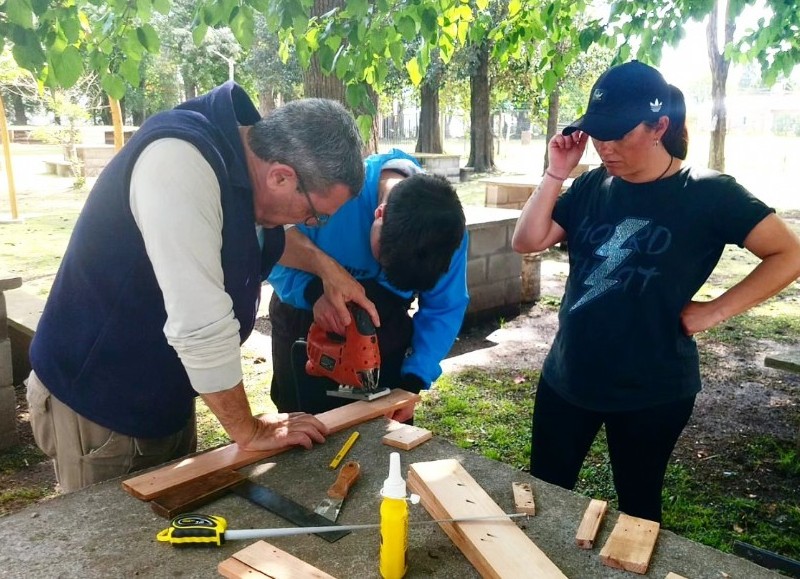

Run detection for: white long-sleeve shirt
[[129, 138, 245, 394]]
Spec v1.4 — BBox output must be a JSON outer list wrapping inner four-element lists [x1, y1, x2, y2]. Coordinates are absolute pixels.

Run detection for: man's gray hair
[[248, 98, 365, 197]]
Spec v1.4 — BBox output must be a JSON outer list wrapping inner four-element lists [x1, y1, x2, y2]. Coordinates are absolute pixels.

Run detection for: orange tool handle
[[328, 461, 361, 500]]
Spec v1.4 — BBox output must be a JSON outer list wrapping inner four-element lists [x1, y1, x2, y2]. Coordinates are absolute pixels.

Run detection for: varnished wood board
[[408, 459, 566, 579], [382, 422, 433, 450], [511, 482, 536, 515], [123, 389, 419, 500], [150, 468, 246, 518], [599, 513, 660, 574], [218, 540, 336, 579], [575, 499, 607, 549]]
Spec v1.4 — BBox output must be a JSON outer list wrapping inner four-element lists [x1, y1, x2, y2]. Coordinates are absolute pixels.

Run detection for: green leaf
[[345, 83, 366, 109], [193, 23, 208, 46], [508, 0, 522, 17], [397, 15, 417, 41], [60, 12, 81, 44], [420, 7, 438, 43], [51, 45, 83, 88], [135, 0, 153, 23], [476, 0, 489, 10], [230, 5, 255, 48], [346, 0, 368, 19], [7, 0, 35, 29], [318, 44, 334, 73], [247, 0, 269, 13], [101, 73, 127, 100], [406, 57, 422, 86], [11, 30, 45, 72], [388, 39, 404, 67], [356, 114, 372, 142], [136, 24, 161, 53], [152, 0, 170, 15], [119, 56, 141, 86]]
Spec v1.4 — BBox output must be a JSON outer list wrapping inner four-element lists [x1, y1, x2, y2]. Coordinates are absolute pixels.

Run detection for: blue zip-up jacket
[[30, 82, 284, 438], [268, 149, 469, 387]]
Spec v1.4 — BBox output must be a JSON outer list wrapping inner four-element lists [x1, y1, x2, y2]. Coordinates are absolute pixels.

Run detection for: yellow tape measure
[[156, 513, 227, 547], [329, 431, 359, 469]]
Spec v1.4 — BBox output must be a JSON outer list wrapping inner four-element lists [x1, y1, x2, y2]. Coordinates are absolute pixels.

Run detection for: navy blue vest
[[30, 83, 285, 437]]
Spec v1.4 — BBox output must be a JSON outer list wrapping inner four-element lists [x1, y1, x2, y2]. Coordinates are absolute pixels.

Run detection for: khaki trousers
[[26, 371, 197, 493]]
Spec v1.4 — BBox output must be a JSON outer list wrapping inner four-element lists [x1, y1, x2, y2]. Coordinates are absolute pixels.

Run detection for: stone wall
[[463, 206, 522, 326], [0, 276, 22, 451], [414, 153, 461, 183]]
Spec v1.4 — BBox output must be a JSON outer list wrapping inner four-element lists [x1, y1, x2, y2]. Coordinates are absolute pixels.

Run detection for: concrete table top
[[1, 418, 781, 579]]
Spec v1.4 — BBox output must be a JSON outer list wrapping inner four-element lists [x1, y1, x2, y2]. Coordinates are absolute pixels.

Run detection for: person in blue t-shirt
[[512, 61, 800, 522], [268, 150, 469, 423]]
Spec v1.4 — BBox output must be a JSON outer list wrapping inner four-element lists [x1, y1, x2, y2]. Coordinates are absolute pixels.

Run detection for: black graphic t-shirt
[[544, 166, 774, 412]]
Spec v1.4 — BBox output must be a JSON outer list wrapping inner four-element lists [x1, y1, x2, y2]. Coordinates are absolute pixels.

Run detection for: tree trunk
[[543, 87, 560, 172], [416, 79, 442, 153], [10, 92, 27, 125], [303, 0, 377, 154], [706, 0, 734, 172], [468, 42, 494, 172], [259, 91, 276, 116], [184, 81, 197, 102]]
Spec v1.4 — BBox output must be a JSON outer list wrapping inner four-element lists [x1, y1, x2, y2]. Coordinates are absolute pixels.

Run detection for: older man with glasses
[[26, 82, 365, 492]]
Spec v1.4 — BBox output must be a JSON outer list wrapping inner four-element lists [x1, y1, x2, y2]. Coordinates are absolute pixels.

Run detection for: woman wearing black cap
[[512, 60, 800, 522]]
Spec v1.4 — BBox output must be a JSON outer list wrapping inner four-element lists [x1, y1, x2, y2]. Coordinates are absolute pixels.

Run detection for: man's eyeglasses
[[297, 176, 330, 228]]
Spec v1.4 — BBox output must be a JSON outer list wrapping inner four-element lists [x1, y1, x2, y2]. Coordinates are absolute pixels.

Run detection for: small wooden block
[[664, 573, 689, 579], [512, 482, 536, 515], [218, 540, 337, 579], [599, 514, 660, 575], [382, 423, 432, 450], [575, 499, 608, 549], [150, 468, 245, 518]]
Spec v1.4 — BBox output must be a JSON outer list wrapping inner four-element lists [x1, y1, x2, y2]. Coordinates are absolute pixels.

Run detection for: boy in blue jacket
[[268, 149, 469, 422]]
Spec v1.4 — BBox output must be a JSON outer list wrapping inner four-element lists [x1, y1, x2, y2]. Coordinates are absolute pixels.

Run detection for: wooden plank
[[219, 556, 268, 578], [149, 468, 246, 518], [381, 422, 433, 450], [599, 513, 660, 575], [122, 389, 418, 500], [408, 459, 566, 579], [575, 499, 607, 549], [511, 482, 536, 515], [219, 540, 337, 579]]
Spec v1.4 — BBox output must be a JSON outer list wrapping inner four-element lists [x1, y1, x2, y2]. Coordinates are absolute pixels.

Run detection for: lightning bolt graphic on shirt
[[570, 218, 650, 311]]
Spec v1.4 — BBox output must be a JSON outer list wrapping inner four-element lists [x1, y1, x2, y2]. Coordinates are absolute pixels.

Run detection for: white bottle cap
[[381, 452, 406, 499]]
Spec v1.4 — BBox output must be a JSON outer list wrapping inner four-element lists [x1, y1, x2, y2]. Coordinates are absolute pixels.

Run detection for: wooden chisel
[[314, 461, 360, 522]]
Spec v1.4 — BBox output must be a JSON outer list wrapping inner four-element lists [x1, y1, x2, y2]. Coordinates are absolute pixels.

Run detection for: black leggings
[[530, 377, 695, 522]]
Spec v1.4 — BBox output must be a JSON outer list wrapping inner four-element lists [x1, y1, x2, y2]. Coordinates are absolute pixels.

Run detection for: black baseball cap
[[562, 61, 671, 141]]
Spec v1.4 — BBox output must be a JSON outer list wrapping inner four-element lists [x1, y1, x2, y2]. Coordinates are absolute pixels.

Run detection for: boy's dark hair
[[379, 173, 465, 291]]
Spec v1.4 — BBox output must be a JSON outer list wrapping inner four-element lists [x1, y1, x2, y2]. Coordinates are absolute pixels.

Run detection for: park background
[[0, 0, 799, 572]]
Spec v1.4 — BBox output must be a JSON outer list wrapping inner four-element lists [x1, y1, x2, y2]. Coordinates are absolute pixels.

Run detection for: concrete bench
[[765, 352, 800, 374], [73, 144, 117, 177], [43, 158, 73, 177], [463, 206, 522, 327], [4, 288, 45, 388], [414, 153, 461, 183], [1, 275, 24, 450]]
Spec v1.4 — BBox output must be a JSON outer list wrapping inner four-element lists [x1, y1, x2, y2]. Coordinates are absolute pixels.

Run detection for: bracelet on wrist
[[544, 169, 568, 181]]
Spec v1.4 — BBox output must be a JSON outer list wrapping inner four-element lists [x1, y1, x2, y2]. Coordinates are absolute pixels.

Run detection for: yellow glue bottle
[[379, 452, 409, 579]]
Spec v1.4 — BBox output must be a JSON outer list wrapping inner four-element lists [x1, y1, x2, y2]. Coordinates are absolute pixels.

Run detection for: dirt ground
[[4, 256, 799, 517]]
